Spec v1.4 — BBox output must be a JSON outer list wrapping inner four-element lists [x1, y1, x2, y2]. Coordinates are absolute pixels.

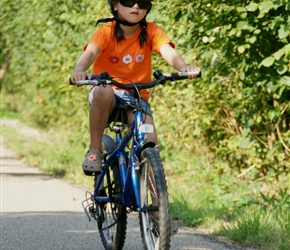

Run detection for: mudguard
[[138, 141, 156, 157], [102, 134, 117, 154]]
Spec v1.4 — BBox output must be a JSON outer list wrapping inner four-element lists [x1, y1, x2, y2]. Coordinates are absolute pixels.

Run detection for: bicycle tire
[[139, 147, 170, 250], [97, 163, 127, 250]]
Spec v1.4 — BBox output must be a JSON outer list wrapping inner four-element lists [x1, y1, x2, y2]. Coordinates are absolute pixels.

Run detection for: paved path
[[1, 139, 246, 250]]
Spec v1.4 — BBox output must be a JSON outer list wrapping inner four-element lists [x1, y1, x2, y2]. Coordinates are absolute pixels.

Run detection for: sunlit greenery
[[1, 1, 290, 249]]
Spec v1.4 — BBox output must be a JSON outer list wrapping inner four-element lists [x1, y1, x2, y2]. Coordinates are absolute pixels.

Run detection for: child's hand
[[180, 65, 201, 79], [70, 71, 92, 85]]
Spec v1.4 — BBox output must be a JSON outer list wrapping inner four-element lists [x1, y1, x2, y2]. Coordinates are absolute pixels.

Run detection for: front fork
[[128, 144, 149, 212]]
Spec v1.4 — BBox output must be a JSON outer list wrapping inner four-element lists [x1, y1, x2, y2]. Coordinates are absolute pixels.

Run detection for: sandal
[[82, 151, 103, 173]]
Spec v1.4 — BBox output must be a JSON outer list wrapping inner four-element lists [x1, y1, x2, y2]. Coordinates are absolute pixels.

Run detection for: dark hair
[[96, 0, 151, 47], [113, 19, 148, 47]]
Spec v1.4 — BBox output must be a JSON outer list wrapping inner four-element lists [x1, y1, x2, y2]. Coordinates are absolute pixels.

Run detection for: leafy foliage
[[152, 0, 290, 175], [1, 0, 108, 130], [1, 0, 290, 178]]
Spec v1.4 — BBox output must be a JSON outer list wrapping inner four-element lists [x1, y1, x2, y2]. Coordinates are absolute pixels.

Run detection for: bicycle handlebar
[[69, 70, 201, 90]]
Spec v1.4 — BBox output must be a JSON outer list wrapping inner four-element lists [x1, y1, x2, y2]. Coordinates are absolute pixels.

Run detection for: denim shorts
[[88, 88, 152, 116]]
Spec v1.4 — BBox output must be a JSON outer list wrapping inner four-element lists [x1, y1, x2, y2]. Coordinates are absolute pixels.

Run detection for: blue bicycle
[[70, 69, 200, 250]]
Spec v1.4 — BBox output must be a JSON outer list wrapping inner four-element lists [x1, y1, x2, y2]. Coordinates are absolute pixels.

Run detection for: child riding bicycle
[[70, 0, 201, 176]]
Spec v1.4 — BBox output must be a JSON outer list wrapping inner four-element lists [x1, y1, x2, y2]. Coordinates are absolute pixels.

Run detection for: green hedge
[[1, 0, 289, 177], [153, 0, 290, 175]]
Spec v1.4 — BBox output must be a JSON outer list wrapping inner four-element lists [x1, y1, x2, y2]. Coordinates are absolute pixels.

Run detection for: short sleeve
[[147, 22, 175, 54], [84, 24, 111, 52]]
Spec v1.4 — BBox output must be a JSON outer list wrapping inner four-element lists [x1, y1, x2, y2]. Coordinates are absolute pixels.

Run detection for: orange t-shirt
[[85, 21, 175, 100]]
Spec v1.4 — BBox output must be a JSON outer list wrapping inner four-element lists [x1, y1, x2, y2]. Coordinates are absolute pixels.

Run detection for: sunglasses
[[119, 0, 152, 10]]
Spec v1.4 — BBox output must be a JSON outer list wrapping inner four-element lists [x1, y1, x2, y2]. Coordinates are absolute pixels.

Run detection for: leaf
[[247, 118, 254, 127], [259, 56, 275, 67], [248, 36, 257, 44], [228, 28, 237, 37], [209, 36, 216, 43], [202, 36, 209, 43], [236, 7, 246, 12], [268, 110, 277, 121], [211, 53, 218, 67], [246, 2, 258, 12], [237, 21, 254, 31], [241, 127, 250, 137], [238, 46, 245, 54], [239, 137, 251, 149], [238, 44, 250, 54], [277, 64, 288, 75], [274, 47, 286, 60], [259, 1, 273, 13], [284, 44, 290, 58], [270, 16, 284, 30], [253, 29, 261, 35], [278, 76, 290, 86], [240, 12, 247, 19], [266, 81, 274, 93], [240, 71, 245, 80], [255, 115, 262, 123], [278, 25, 290, 40]]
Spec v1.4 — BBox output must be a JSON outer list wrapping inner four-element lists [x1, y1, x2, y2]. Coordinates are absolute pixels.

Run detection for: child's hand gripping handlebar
[[69, 70, 201, 89]]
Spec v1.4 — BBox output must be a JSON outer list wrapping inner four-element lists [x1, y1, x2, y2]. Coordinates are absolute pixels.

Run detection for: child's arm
[[160, 44, 200, 79], [70, 43, 100, 83]]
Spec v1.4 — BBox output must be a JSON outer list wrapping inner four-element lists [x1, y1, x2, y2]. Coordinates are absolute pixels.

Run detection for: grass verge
[[1, 116, 289, 250], [163, 149, 290, 249]]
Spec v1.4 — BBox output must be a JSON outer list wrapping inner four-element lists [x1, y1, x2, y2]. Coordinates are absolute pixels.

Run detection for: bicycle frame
[[93, 93, 148, 211], [72, 70, 201, 249], [73, 70, 201, 213]]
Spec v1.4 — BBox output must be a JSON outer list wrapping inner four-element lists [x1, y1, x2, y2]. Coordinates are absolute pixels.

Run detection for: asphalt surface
[[1, 139, 247, 250]]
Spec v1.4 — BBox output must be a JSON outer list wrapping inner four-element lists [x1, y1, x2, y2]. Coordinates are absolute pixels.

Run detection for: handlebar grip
[[69, 76, 92, 85], [180, 71, 202, 78], [166, 71, 202, 81]]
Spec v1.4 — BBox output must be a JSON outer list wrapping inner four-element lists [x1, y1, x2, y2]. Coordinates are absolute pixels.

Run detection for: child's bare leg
[[89, 85, 115, 152], [143, 114, 158, 145], [82, 85, 115, 173], [126, 111, 158, 144]]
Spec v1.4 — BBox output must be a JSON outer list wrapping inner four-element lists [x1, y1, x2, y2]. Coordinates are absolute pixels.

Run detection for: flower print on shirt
[[122, 54, 133, 64], [135, 54, 145, 63], [109, 55, 119, 64]]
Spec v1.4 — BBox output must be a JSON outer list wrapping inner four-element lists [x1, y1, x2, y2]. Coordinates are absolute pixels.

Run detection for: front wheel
[[139, 148, 170, 250], [96, 163, 127, 250]]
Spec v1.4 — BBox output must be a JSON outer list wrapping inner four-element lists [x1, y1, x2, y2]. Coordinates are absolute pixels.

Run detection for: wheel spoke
[[96, 164, 127, 249]]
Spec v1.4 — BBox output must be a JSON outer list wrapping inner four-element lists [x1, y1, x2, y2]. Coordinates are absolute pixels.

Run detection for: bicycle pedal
[[89, 205, 98, 220]]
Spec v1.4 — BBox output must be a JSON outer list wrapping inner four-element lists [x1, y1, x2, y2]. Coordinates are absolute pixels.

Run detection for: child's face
[[114, 1, 149, 24]]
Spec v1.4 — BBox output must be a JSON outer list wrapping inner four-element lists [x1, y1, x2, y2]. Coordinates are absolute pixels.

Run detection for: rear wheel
[[96, 162, 127, 250], [139, 148, 170, 250]]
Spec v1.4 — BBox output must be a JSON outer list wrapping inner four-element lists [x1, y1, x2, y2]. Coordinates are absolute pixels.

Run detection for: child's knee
[[91, 85, 114, 102]]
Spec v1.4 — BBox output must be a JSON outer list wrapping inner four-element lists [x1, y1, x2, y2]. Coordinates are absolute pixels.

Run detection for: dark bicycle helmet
[[97, 0, 153, 26]]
